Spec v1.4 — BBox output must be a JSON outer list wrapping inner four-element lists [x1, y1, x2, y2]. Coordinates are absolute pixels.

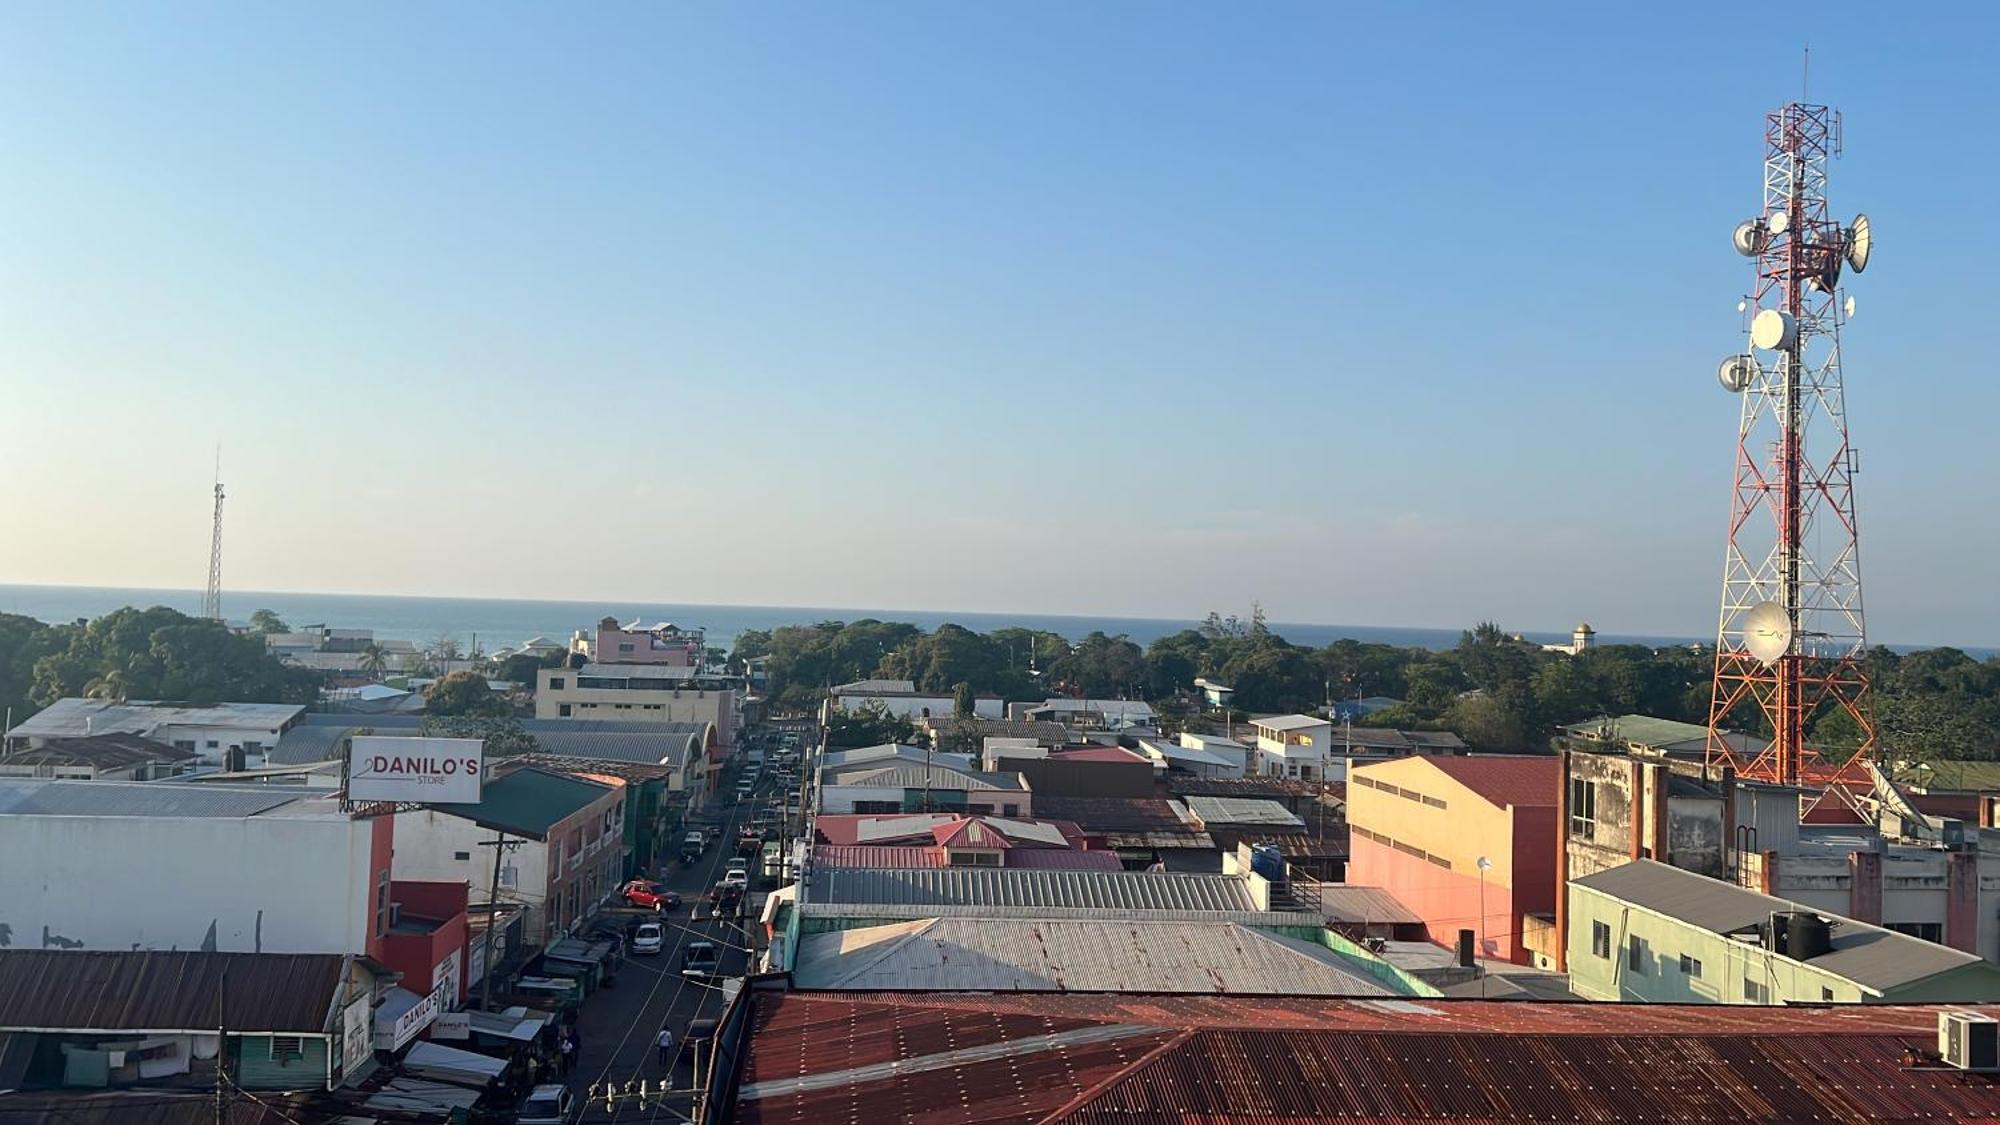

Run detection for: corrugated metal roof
[[1182, 795, 1306, 828], [791, 919, 1401, 995], [833, 763, 1025, 791], [1412, 754, 1561, 809], [806, 867, 1258, 912], [0, 1091, 307, 1124], [734, 992, 2000, 1125], [4, 699, 304, 740], [0, 734, 198, 770], [424, 766, 615, 839], [1032, 797, 1199, 833], [273, 714, 712, 765], [0, 778, 330, 819], [1574, 858, 1988, 992], [0, 951, 348, 1033]]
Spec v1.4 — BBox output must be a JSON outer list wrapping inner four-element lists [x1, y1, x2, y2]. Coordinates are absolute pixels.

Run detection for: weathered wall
[[0, 814, 376, 954]]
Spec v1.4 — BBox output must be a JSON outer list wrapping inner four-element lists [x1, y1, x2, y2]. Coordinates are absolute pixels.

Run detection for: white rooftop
[[6, 699, 306, 741], [1253, 714, 1328, 732]]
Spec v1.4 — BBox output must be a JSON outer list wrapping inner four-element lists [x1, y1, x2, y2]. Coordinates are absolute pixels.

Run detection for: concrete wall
[[0, 813, 381, 955], [999, 757, 1153, 799], [820, 784, 1030, 818], [393, 812, 555, 944], [535, 677, 737, 749]]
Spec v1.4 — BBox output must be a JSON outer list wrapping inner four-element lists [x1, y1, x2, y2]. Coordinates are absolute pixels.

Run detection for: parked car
[[518, 1083, 579, 1124], [707, 883, 743, 914], [682, 940, 720, 978], [623, 880, 681, 911], [631, 921, 665, 955]]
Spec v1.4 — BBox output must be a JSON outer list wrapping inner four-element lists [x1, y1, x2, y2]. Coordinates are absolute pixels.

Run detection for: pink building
[[591, 617, 702, 666], [1346, 755, 1560, 965]]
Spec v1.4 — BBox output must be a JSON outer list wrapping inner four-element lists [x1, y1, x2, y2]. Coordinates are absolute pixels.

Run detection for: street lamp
[[1475, 856, 1492, 998]]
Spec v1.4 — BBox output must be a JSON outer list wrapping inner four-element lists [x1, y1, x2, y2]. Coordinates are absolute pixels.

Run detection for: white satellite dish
[[1750, 308, 1797, 351], [1768, 211, 1790, 236], [1732, 220, 1768, 257], [1742, 601, 1793, 666], [1847, 213, 1872, 273], [1737, 299, 1749, 313], [1844, 294, 1857, 319], [1717, 354, 1758, 393]]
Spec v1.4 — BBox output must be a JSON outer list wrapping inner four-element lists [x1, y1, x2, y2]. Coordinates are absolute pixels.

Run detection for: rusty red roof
[[814, 844, 1127, 871], [0, 950, 351, 1034], [734, 991, 2000, 1124], [1412, 754, 1560, 809]]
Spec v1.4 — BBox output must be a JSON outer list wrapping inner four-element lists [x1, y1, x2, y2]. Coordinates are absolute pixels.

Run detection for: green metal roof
[[1903, 759, 2000, 793], [427, 766, 613, 839], [1564, 714, 1712, 749]]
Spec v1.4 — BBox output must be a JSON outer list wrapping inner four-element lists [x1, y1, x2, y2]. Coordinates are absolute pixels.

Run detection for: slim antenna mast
[[204, 448, 226, 622]]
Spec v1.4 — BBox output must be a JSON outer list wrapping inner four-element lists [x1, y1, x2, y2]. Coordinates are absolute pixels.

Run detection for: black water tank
[[1787, 912, 1833, 960]]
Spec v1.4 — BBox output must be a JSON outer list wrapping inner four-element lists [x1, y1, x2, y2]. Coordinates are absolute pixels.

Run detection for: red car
[[622, 880, 681, 911]]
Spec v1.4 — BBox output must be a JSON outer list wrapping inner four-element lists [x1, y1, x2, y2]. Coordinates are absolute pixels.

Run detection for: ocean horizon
[[2, 583, 1989, 660]]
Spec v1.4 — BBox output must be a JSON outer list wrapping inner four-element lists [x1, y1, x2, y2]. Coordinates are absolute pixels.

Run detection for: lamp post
[[1475, 855, 1492, 998]]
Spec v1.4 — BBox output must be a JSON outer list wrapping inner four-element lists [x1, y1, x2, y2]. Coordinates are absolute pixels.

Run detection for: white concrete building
[[820, 762, 1031, 818], [3, 699, 306, 768], [1250, 715, 1334, 781], [534, 664, 741, 749], [0, 779, 389, 955]]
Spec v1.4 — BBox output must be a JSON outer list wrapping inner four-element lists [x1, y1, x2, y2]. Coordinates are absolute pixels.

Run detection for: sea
[[0, 583, 1705, 655]]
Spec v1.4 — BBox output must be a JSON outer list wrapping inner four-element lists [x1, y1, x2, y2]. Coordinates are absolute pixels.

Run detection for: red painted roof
[[814, 813, 1088, 848], [735, 992, 2000, 1125], [812, 844, 1125, 871], [1417, 754, 1561, 809]]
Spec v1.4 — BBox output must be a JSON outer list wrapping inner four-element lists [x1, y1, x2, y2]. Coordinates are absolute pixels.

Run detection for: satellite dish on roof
[[1732, 220, 1769, 257], [1743, 601, 1793, 666], [1846, 213, 1872, 273], [1717, 354, 1758, 393], [1751, 308, 1797, 352]]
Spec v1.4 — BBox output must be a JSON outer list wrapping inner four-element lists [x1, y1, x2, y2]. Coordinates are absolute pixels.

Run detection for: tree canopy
[[424, 669, 507, 717], [3, 606, 319, 720]]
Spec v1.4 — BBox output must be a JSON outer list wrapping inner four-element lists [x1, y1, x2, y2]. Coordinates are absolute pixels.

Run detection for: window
[[374, 871, 390, 938], [1627, 935, 1647, 974], [174, 740, 196, 751], [1591, 921, 1611, 959], [1680, 953, 1703, 978], [206, 740, 220, 750], [1002, 804, 1020, 817], [947, 850, 1001, 867], [1744, 978, 1770, 1004], [549, 677, 566, 690], [1569, 777, 1597, 840], [269, 1036, 304, 1064], [551, 840, 563, 869], [558, 704, 572, 717], [618, 642, 635, 652], [1821, 986, 1836, 1002], [853, 801, 900, 814], [1887, 921, 1943, 943], [454, 851, 470, 862]]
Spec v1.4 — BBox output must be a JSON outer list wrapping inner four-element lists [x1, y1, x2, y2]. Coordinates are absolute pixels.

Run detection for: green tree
[[825, 700, 918, 748], [952, 681, 974, 718], [247, 609, 290, 635], [83, 668, 131, 703], [358, 642, 390, 679], [425, 670, 505, 717], [29, 606, 317, 708], [422, 712, 538, 758]]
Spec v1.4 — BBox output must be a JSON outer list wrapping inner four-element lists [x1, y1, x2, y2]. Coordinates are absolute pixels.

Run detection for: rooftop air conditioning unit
[[1940, 1011, 2000, 1071]]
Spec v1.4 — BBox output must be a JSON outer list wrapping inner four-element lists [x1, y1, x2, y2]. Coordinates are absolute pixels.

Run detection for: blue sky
[[3, 4, 1998, 645]]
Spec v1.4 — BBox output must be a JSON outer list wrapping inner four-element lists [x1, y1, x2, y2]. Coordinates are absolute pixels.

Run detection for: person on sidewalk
[[559, 1034, 576, 1076], [656, 1027, 676, 1070]]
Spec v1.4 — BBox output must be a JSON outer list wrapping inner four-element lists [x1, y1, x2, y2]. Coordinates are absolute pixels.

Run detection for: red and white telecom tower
[[1705, 100, 1876, 789]]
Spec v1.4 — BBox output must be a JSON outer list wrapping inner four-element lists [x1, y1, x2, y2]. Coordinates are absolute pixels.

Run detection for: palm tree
[[359, 643, 389, 680], [83, 669, 130, 703]]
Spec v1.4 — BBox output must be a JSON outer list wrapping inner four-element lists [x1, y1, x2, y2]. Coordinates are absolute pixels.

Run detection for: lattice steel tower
[[1706, 101, 1876, 788], [203, 472, 225, 622]]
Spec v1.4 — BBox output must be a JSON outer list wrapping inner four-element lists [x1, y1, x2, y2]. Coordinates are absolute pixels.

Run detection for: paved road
[[568, 771, 767, 1124]]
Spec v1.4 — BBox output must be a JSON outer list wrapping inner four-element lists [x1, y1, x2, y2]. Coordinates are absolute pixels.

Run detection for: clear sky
[[3, 4, 1997, 645]]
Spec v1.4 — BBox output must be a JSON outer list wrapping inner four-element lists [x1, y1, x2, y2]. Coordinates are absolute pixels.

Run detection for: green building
[[1568, 859, 2000, 1004]]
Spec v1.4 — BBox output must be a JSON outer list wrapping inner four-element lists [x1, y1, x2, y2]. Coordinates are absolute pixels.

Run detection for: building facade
[[535, 664, 739, 750], [0, 779, 393, 958], [391, 766, 626, 945], [4, 699, 306, 768], [1345, 755, 1560, 965]]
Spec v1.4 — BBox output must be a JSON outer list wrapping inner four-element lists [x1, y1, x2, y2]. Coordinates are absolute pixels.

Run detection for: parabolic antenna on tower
[[1742, 601, 1793, 666]]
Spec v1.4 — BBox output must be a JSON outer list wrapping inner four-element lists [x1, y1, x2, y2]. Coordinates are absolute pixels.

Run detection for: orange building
[[1345, 755, 1559, 965]]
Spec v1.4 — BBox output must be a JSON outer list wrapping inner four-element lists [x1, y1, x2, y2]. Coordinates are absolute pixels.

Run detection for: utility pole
[[476, 833, 519, 1011], [212, 972, 228, 1125]]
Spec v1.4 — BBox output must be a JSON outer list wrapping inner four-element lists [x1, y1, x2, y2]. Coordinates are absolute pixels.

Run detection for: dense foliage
[[0, 606, 319, 722], [736, 612, 2000, 758]]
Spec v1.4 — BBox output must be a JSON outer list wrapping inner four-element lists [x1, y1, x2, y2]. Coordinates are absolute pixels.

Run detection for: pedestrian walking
[[559, 1034, 576, 1076], [656, 1027, 676, 1070]]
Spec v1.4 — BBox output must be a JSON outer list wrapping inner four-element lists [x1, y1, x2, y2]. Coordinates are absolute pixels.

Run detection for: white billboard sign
[[348, 736, 485, 803]]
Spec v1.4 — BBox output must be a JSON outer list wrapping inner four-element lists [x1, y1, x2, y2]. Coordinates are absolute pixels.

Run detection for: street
[[567, 770, 764, 1124]]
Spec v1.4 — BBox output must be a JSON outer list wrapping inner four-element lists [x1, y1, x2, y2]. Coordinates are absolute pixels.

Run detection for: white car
[[720, 869, 748, 890], [631, 921, 664, 955]]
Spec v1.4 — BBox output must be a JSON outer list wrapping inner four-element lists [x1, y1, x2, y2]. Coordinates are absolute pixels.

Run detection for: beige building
[[535, 664, 739, 750]]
